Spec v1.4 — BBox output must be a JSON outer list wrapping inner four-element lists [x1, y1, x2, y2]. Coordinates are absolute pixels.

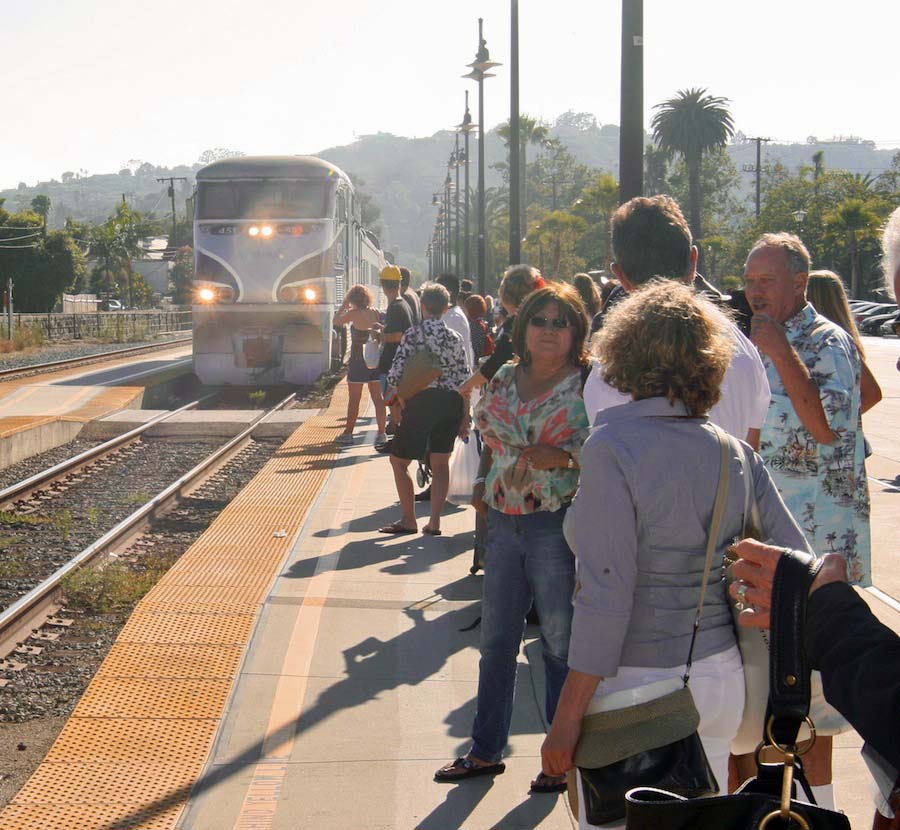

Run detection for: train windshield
[[197, 180, 331, 220]]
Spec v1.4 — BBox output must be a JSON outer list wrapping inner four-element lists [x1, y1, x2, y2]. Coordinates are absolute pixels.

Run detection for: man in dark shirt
[[376, 265, 413, 441], [399, 266, 421, 326]]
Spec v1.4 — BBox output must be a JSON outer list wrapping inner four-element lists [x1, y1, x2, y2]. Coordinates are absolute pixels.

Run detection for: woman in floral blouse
[[434, 283, 591, 794], [380, 282, 470, 536]]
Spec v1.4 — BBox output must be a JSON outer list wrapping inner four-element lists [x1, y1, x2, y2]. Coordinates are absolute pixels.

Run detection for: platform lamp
[[451, 145, 462, 275], [456, 91, 477, 281], [464, 18, 500, 296], [444, 171, 454, 274]]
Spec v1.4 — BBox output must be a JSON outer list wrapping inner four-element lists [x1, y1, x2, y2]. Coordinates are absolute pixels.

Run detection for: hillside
[[3, 117, 896, 277]]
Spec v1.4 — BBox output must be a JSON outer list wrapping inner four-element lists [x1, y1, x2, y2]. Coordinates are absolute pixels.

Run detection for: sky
[[3, 0, 899, 190]]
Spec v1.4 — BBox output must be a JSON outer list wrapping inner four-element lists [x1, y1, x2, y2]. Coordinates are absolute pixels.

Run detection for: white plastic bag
[[446, 436, 480, 506], [363, 335, 380, 369]]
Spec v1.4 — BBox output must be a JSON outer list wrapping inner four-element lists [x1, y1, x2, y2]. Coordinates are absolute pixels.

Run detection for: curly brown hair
[[597, 280, 733, 416], [346, 284, 373, 309], [511, 283, 590, 367]]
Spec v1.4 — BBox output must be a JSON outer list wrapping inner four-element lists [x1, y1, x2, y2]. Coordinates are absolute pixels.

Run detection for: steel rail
[[0, 393, 217, 510], [0, 390, 296, 659], [0, 333, 193, 381]]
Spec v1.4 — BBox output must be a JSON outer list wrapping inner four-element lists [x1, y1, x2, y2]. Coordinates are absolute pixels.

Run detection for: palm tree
[[498, 115, 552, 250], [650, 88, 734, 253], [825, 198, 881, 299]]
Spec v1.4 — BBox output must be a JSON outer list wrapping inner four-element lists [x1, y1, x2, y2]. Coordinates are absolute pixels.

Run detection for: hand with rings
[[734, 581, 749, 608]]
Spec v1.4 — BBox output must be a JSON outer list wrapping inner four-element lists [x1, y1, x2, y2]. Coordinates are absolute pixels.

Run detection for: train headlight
[[302, 287, 318, 302], [248, 226, 260, 237], [198, 287, 216, 303], [260, 225, 273, 238]]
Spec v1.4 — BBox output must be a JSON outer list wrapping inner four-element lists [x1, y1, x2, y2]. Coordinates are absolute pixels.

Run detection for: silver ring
[[736, 582, 749, 603]]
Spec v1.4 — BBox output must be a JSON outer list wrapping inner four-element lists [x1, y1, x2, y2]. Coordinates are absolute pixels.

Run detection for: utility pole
[[619, 0, 644, 204], [744, 137, 770, 218], [157, 177, 187, 252]]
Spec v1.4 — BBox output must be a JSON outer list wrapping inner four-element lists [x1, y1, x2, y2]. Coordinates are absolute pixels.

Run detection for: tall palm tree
[[825, 198, 880, 299], [498, 115, 552, 252], [650, 88, 734, 252]]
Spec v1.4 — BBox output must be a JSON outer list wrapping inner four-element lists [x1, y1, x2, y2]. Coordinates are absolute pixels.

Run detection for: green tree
[[0, 210, 85, 311], [644, 144, 669, 195], [825, 199, 882, 299], [169, 246, 194, 305], [571, 173, 619, 270], [651, 88, 735, 258], [497, 115, 552, 239], [525, 211, 587, 278], [31, 194, 51, 237]]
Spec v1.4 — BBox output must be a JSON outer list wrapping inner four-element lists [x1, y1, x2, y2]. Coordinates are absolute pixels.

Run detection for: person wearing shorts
[[380, 282, 469, 536], [333, 285, 386, 446]]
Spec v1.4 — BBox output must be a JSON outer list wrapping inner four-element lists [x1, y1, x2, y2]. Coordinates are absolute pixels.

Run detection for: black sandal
[[434, 756, 506, 783], [529, 771, 567, 794]]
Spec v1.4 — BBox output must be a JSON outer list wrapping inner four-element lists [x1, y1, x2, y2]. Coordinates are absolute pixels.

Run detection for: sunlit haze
[[3, 0, 898, 188]]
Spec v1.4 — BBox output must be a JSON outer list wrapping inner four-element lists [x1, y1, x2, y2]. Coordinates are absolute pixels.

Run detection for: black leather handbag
[[625, 549, 852, 830], [575, 427, 732, 825]]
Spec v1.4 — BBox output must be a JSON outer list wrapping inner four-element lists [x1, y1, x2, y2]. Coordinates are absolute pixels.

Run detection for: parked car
[[878, 313, 900, 337], [859, 307, 899, 335], [101, 299, 123, 311], [854, 302, 897, 326]]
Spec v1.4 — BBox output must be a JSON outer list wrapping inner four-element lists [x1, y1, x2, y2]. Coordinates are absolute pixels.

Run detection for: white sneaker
[[336, 433, 355, 446], [374, 432, 388, 446]]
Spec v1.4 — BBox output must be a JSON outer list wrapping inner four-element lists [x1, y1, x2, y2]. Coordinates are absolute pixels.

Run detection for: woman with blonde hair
[[541, 282, 810, 827], [806, 270, 882, 414], [333, 284, 387, 446]]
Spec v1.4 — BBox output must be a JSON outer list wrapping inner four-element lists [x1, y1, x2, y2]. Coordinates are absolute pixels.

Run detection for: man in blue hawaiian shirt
[[744, 233, 870, 586]]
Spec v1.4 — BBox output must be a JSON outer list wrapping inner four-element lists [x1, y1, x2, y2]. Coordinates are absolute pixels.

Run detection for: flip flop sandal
[[434, 757, 506, 783], [529, 772, 567, 794], [377, 522, 417, 535]]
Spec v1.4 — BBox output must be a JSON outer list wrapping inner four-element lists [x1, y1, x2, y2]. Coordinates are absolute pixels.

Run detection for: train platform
[[0, 345, 192, 468], [0, 338, 897, 830], [0, 381, 572, 830]]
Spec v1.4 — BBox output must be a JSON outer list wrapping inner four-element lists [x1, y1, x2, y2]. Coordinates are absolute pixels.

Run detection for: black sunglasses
[[529, 314, 571, 329]]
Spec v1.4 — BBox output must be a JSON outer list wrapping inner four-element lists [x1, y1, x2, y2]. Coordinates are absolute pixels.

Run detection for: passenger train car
[[192, 156, 386, 385]]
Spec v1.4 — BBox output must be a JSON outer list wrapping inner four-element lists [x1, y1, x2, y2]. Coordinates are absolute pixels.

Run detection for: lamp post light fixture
[[452, 144, 462, 275], [791, 209, 808, 225], [456, 91, 477, 282], [464, 18, 500, 296]]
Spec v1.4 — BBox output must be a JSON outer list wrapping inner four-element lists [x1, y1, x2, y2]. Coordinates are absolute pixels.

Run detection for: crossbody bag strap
[[683, 424, 732, 685]]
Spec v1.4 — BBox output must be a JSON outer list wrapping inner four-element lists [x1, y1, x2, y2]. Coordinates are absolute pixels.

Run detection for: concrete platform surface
[[0, 345, 192, 468], [83, 409, 321, 439], [179, 414, 574, 830]]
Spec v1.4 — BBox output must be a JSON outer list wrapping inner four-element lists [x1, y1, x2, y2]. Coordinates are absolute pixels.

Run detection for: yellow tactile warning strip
[[0, 381, 359, 830]]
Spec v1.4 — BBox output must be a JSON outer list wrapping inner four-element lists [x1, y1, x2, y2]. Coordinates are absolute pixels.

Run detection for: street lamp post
[[464, 18, 500, 296], [453, 142, 462, 275], [619, 0, 644, 203], [456, 92, 476, 281], [444, 172, 453, 273], [509, 0, 521, 265]]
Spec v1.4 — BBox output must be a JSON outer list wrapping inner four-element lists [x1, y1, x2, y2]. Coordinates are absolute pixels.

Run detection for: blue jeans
[[470, 507, 575, 763]]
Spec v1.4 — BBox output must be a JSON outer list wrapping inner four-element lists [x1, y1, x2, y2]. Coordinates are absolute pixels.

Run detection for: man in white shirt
[[583, 196, 770, 447], [436, 274, 474, 373]]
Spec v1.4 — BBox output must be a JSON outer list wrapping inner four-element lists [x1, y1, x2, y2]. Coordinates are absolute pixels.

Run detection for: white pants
[[577, 645, 745, 829]]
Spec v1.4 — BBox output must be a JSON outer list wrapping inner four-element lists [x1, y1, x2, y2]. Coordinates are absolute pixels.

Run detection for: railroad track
[[0, 390, 296, 661], [0, 333, 193, 383]]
